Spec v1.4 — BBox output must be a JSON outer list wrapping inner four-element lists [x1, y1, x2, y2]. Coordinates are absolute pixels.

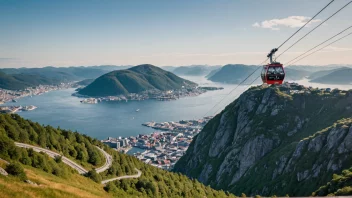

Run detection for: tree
[[86, 169, 102, 183], [6, 162, 27, 180], [54, 155, 62, 163]]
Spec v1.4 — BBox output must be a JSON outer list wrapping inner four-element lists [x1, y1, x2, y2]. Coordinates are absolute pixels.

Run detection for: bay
[[13, 76, 250, 139]]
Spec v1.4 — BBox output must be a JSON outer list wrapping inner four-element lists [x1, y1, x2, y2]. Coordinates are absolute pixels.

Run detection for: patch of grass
[[0, 165, 111, 198]]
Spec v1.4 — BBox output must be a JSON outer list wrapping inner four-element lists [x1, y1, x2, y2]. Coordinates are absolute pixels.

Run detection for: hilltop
[[78, 64, 197, 97], [174, 83, 352, 196]]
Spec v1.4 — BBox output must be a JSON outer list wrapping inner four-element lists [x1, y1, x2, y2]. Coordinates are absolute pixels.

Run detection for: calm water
[[12, 76, 251, 139], [10, 76, 352, 140]]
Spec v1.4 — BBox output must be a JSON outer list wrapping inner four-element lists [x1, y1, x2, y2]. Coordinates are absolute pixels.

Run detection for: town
[[101, 116, 214, 170], [75, 86, 223, 104], [0, 83, 75, 104]]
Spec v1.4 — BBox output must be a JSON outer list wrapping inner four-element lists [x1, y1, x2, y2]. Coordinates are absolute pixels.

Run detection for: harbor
[[101, 116, 213, 170]]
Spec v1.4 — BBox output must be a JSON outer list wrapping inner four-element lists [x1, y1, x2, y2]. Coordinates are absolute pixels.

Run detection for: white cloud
[[252, 16, 321, 30]]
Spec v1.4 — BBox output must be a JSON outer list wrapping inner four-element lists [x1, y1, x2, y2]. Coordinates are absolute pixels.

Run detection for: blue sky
[[0, 0, 351, 68]]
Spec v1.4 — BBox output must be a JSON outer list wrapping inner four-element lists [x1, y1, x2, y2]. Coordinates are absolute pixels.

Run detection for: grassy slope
[[0, 114, 235, 198], [0, 165, 110, 198]]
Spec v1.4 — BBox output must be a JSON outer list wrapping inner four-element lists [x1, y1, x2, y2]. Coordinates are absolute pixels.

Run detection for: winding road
[[101, 168, 142, 184], [14, 142, 142, 184], [15, 142, 88, 174], [14, 142, 113, 174], [94, 146, 113, 173]]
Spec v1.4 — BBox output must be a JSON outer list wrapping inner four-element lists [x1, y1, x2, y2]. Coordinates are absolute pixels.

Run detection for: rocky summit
[[174, 83, 352, 196]]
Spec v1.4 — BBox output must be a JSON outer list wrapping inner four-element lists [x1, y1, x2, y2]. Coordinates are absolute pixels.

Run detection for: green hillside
[[78, 64, 197, 97], [0, 114, 234, 198], [0, 72, 61, 90], [174, 84, 352, 196], [0, 66, 128, 90]]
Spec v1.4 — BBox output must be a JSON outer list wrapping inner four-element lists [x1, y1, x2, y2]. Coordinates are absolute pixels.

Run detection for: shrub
[[6, 162, 27, 181]]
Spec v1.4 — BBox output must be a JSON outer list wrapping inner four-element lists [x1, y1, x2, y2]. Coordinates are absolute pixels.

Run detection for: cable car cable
[[212, 30, 352, 115], [202, 0, 338, 117], [287, 31, 352, 66], [276, 0, 352, 59], [285, 25, 352, 65], [276, 0, 335, 50]]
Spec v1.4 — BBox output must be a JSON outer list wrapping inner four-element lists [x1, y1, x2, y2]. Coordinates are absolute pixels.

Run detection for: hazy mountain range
[[1, 64, 352, 91]]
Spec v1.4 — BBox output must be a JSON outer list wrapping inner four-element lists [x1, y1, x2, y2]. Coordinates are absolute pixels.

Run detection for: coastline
[[73, 86, 223, 104]]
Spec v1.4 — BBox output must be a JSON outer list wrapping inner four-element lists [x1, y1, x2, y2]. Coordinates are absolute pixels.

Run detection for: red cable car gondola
[[261, 48, 285, 85]]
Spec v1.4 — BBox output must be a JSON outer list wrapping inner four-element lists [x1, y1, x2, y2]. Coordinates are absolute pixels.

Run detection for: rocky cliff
[[174, 84, 352, 196]]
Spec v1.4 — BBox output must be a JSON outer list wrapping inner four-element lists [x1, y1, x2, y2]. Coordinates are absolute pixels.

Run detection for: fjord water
[[12, 76, 352, 140], [14, 76, 251, 139]]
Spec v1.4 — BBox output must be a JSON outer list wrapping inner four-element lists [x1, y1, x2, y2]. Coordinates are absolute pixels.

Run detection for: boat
[[12, 99, 17, 103], [136, 109, 140, 112]]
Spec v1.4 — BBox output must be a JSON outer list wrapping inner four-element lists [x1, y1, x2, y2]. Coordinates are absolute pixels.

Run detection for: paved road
[[95, 146, 113, 173], [15, 142, 88, 174], [14, 142, 140, 183], [101, 168, 142, 184]]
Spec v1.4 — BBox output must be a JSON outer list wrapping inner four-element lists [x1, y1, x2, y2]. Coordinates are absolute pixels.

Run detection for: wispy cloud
[[252, 16, 321, 30]]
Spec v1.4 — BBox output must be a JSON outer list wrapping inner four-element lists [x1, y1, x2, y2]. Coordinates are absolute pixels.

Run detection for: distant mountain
[[288, 65, 352, 73], [78, 64, 197, 97], [74, 78, 95, 86], [207, 65, 312, 83], [208, 64, 259, 84], [173, 65, 221, 76], [161, 66, 178, 72], [0, 66, 113, 81], [284, 68, 311, 81], [174, 84, 352, 197], [206, 68, 221, 78], [0, 72, 60, 90], [0, 66, 131, 90], [308, 67, 348, 80], [310, 68, 352, 84]]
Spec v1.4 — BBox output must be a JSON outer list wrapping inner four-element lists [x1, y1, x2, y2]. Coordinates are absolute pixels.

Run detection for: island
[[75, 64, 223, 103]]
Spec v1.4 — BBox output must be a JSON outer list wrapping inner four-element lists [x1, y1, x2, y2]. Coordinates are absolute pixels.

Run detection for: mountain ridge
[[174, 83, 352, 196]]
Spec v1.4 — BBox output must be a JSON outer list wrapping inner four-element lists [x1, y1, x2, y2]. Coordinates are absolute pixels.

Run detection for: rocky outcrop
[[174, 84, 352, 196], [0, 167, 8, 176]]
